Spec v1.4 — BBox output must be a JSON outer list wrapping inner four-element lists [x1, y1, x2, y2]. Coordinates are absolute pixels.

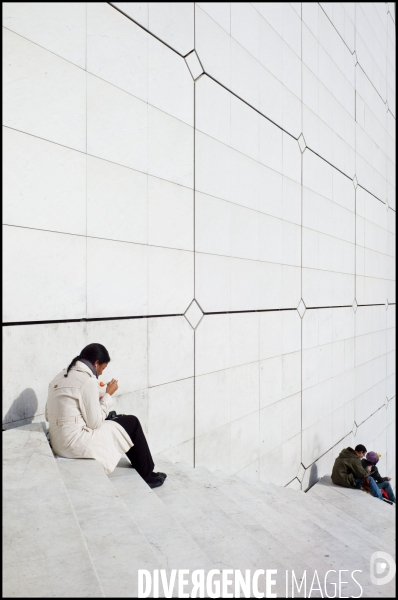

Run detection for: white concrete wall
[[3, 2, 396, 487]]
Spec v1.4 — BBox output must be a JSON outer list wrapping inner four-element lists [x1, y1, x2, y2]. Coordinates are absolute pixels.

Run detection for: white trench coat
[[45, 361, 133, 474]]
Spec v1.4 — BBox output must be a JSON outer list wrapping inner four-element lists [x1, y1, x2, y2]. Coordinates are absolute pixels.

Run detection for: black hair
[[355, 444, 367, 453], [64, 343, 111, 377]]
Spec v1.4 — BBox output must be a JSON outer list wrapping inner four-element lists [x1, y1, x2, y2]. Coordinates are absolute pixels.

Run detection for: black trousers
[[112, 415, 154, 482]]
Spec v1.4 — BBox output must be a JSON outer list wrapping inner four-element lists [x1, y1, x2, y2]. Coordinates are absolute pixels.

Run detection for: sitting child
[[361, 451, 395, 503]]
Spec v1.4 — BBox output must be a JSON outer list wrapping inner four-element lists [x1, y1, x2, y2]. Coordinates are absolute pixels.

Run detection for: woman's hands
[[106, 379, 119, 396]]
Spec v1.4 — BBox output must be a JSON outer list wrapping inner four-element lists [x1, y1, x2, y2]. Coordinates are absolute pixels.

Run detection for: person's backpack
[[380, 488, 389, 500]]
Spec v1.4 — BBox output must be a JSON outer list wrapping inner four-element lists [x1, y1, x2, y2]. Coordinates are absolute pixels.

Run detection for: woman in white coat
[[46, 343, 166, 488]]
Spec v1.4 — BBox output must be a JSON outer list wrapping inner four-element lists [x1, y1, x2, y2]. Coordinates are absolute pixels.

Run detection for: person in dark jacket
[[331, 444, 384, 500], [362, 451, 396, 503]]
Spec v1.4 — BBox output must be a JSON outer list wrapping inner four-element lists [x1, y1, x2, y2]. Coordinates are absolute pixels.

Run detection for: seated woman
[[45, 343, 166, 488]]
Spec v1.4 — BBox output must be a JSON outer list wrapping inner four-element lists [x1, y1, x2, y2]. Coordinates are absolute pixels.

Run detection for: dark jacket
[[331, 447, 370, 488], [361, 458, 388, 483]]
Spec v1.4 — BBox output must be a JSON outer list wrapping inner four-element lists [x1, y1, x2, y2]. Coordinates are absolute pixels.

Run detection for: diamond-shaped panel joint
[[352, 51, 358, 66], [297, 464, 305, 482], [184, 300, 204, 329], [385, 396, 389, 408], [297, 299, 306, 319], [352, 422, 358, 436], [385, 298, 389, 310], [184, 51, 204, 81], [298, 133, 306, 153], [352, 299, 358, 313], [386, 198, 389, 211], [353, 175, 358, 189]]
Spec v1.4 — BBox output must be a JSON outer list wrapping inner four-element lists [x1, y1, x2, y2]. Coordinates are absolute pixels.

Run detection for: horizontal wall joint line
[[4, 302, 395, 327], [3, 314, 184, 326]]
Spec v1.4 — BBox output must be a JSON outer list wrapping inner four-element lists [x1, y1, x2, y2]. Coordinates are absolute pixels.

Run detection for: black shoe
[[146, 473, 164, 489], [154, 471, 167, 481], [148, 478, 164, 489], [382, 498, 393, 505]]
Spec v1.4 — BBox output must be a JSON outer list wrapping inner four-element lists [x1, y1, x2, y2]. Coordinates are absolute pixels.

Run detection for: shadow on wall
[[305, 462, 319, 491], [2, 388, 38, 431]]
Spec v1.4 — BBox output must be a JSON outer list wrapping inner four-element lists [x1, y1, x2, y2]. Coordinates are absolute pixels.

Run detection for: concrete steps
[[175, 462, 388, 598], [56, 457, 163, 598], [259, 480, 396, 557], [152, 456, 288, 597], [307, 477, 395, 535], [3, 424, 396, 598], [108, 458, 215, 582], [315, 475, 395, 520], [3, 424, 103, 598]]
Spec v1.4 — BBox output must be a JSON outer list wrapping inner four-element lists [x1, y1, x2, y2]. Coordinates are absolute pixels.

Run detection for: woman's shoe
[[148, 478, 164, 489], [146, 473, 164, 489]]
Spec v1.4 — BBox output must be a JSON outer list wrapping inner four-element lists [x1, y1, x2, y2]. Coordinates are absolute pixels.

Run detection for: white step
[[152, 455, 288, 597], [307, 479, 395, 538], [108, 457, 213, 572], [318, 475, 395, 519], [181, 463, 385, 598], [3, 424, 103, 598], [163, 459, 348, 596], [240, 475, 396, 597], [57, 457, 163, 598], [257, 480, 396, 557], [155, 456, 314, 570], [4, 426, 396, 598]]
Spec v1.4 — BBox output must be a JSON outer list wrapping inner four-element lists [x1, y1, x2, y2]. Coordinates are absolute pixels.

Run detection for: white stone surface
[[302, 151, 356, 307], [195, 6, 231, 88], [3, 2, 86, 68], [87, 155, 147, 245], [3, 425, 104, 598], [57, 458, 163, 598], [158, 438, 194, 466], [196, 3, 231, 34], [148, 316, 194, 387], [148, 104, 194, 187], [195, 252, 231, 312], [356, 186, 395, 305], [87, 2, 148, 103], [3, 28, 86, 151], [147, 245, 194, 314], [2, 1, 396, 497], [4, 127, 86, 235], [148, 2, 194, 56], [87, 237, 147, 318], [195, 423, 232, 474], [147, 377, 194, 454], [302, 307, 357, 467], [3, 421, 396, 597], [2, 322, 86, 425], [87, 73, 147, 172], [148, 177, 193, 251], [148, 36, 194, 125], [194, 309, 302, 477], [3, 226, 86, 323]]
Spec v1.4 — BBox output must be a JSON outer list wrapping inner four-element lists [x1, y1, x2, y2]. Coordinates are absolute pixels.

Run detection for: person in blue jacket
[[361, 451, 395, 503]]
